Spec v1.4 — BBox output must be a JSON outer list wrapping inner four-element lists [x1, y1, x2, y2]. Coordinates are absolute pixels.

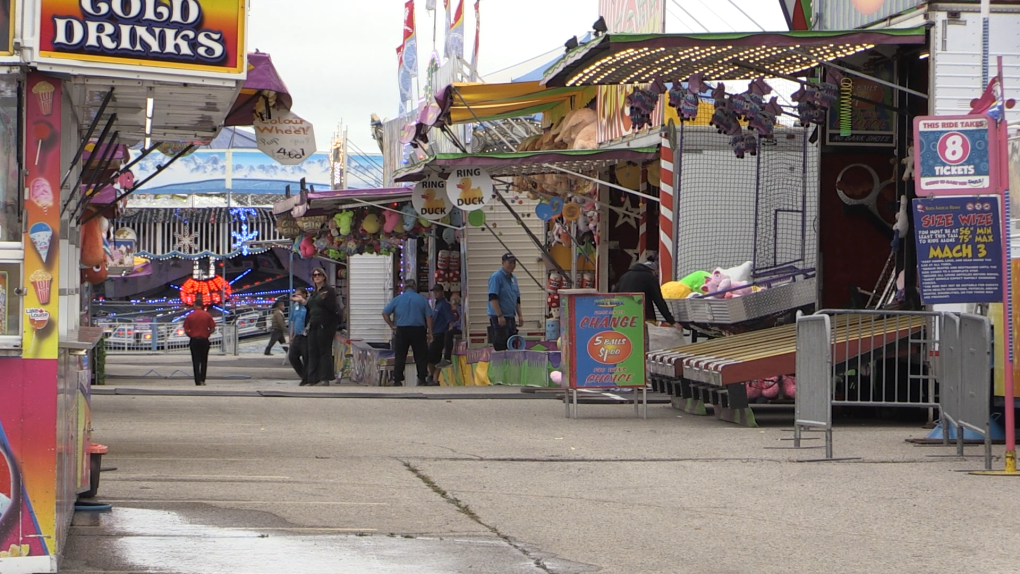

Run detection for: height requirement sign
[[912, 197, 1002, 304], [913, 114, 998, 195]]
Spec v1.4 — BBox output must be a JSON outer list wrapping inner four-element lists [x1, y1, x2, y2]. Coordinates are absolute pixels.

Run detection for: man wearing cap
[[615, 256, 676, 326], [427, 284, 455, 384], [487, 253, 522, 351], [382, 280, 433, 387]]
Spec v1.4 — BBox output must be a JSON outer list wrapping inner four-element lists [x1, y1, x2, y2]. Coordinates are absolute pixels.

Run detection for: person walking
[[306, 268, 341, 386], [381, 280, 433, 387], [488, 253, 522, 351], [427, 285, 455, 382], [288, 288, 310, 385], [183, 298, 216, 386], [614, 257, 676, 325], [264, 300, 287, 355], [436, 292, 462, 369]]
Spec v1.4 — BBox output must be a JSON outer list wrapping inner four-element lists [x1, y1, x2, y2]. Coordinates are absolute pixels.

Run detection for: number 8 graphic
[[938, 131, 971, 165]]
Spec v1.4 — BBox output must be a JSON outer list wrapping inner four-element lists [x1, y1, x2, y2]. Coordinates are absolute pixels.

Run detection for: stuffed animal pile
[[289, 205, 438, 261], [664, 261, 762, 300], [514, 106, 598, 200], [790, 67, 842, 128]]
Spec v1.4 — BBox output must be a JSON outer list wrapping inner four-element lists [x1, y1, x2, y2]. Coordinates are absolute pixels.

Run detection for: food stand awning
[[224, 51, 294, 126], [540, 28, 927, 87], [433, 81, 592, 126], [393, 147, 660, 182]]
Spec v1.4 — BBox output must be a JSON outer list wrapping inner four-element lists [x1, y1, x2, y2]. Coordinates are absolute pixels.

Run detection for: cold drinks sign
[[560, 290, 645, 389], [38, 0, 247, 73], [444, 168, 492, 211], [913, 114, 998, 196]]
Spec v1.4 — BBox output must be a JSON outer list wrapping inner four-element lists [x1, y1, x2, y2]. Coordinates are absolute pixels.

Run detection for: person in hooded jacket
[[614, 257, 676, 325]]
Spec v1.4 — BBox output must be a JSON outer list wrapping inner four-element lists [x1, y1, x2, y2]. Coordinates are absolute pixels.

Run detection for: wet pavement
[[60, 354, 1020, 574]]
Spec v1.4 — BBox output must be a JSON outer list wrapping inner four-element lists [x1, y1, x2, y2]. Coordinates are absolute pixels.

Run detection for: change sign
[[913, 114, 998, 195], [912, 196, 1003, 304]]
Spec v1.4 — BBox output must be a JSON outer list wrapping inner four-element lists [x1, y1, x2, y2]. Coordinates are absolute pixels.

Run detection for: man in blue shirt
[[488, 253, 522, 350], [382, 280, 433, 386], [288, 288, 311, 385], [428, 284, 455, 382]]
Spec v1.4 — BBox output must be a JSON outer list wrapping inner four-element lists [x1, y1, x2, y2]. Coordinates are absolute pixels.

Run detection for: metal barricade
[[940, 313, 993, 469], [794, 313, 832, 457], [817, 309, 941, 410]]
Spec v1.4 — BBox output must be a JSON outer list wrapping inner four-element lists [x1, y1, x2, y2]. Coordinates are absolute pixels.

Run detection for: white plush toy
[[901, 144, 915, 182], [719, 261, 753, 284], [891, 195, 909, 251]]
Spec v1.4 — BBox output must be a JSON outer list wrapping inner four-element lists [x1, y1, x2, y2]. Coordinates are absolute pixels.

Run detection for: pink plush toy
[[383, 210, 400, 233], [550, 371, 564, 386], [781, 375, 796, 399], [299, 234, 315, 258], [701, 270, 729, 298]]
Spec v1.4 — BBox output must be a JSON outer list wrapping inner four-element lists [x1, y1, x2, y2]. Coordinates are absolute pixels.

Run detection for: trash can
[[221, 323, 238, 355]]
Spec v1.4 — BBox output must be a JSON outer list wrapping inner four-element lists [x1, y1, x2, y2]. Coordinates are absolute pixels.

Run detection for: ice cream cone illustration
[[29, 269, 52, 305], [29, 178, 54, 213], [29, 223, 52, 263], [32, 81, 54, 116]]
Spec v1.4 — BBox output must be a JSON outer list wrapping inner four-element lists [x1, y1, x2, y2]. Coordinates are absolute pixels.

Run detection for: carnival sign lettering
[[913, 114, 998, 196], [445, 167, 492, 212], [412, 179, 451, 220], [39, 0, 246, 72], [254, 109, 316, 166]]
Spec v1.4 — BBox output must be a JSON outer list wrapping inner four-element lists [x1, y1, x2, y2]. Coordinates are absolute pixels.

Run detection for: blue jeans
[[488, 316, 517, 351]]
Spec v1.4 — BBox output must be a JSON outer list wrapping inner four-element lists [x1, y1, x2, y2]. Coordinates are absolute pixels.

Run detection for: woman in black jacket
[[305, 268, 340, 386]]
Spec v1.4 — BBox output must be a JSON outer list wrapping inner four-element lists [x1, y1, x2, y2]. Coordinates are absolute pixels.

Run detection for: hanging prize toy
[[546, 272, 562, 310]]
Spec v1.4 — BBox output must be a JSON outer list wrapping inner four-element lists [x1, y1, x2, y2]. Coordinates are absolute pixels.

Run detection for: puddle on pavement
[[65, 507, 594, 574]]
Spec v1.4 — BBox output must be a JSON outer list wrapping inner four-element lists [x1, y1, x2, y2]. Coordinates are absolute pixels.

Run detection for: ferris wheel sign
[[913, 114, 998, 196]]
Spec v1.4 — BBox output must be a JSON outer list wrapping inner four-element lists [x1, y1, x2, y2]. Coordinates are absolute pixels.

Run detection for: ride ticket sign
[[560, 290, 645, 389], [913, 114, 998, 196], [912, 196, 1003, 304]]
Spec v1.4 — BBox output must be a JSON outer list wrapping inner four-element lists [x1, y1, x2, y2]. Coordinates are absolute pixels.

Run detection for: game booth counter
[[0, 0, 310, 568]]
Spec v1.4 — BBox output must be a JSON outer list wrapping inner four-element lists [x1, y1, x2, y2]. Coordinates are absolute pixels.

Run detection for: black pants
[[393, 326, 429, 385], [288, 334, 309, 383], [265, 329, 286, 354], [189, 337, 211, 384], [488, 316, 518, 351], [443, 328, 462, 361], [307, 324, 338, 384]]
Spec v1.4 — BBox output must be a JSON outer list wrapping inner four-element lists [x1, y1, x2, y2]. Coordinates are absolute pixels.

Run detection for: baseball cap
[[502, 253, 517, 262], [430, 284, 445, 292]]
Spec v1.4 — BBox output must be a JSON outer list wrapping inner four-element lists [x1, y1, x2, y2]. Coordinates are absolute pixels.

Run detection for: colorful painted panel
[[0, 359, 58, 559], [23, 74, 61, 359]]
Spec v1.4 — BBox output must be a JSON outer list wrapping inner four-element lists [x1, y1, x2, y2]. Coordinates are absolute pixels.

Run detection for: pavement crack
[[402, 460, 554, 573]]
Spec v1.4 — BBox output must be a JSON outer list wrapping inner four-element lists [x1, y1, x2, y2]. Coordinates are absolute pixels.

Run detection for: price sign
[[912, 196, 1003, 304], [254, 109, 317, 166], [913, 114, 998, 196]]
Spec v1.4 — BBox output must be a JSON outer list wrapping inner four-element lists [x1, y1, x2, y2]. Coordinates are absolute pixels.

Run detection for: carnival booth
[[539, 27, 939, 424], [273, 186, 452, 385], [393, 81, 669, 386]]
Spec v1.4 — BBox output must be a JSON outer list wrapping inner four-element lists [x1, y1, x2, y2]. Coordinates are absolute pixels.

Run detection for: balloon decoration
[[468, 210, 486, 227], [180, 276, 231, 306]]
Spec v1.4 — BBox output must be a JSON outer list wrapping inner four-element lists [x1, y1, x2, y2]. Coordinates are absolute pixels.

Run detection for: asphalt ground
[[56, 353, 1020, 574]]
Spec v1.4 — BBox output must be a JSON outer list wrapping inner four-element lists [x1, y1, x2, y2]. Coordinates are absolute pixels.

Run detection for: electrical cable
[[721, 0, 765, 31], [691, 0, 738, 31], [669, 0, 710, 32]]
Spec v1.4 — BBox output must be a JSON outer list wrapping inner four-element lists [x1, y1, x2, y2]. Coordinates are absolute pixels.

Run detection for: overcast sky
[[246, 1, 788, 154]]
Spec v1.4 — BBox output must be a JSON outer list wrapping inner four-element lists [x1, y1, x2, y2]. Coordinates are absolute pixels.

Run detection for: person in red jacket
[[183, 299, 216, 386]]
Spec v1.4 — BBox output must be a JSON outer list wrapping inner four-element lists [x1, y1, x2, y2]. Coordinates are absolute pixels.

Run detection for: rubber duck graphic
[[456, 178, 483, 202], [422, 187, 446, 209]]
